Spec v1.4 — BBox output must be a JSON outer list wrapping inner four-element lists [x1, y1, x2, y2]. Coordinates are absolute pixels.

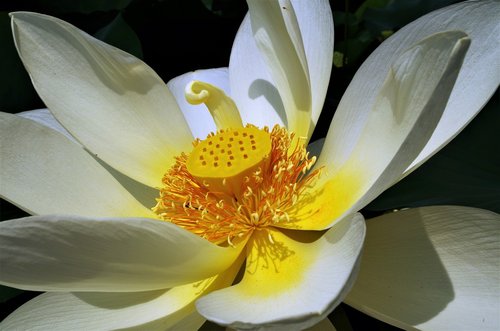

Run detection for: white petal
[[11, 12, 194, 188], [0, 112, 154, 218], [0, 255, 244, 331], [167, 68, 229, 139], [17, 109, 160, 209], [317, 31, 470, 227], [229, 14, 286, 129], [322, 1, 500, 177], [196, 213, 365, 331], [230, 0, 333, 135], [245, 0, 312, 139], [345, 206, 500, 331], [1, 291, 201, 331], [0, 215, 242, 292], [290, 0, 333, 128], [17, 108, 75, 142], [16, 110, 158, 210]]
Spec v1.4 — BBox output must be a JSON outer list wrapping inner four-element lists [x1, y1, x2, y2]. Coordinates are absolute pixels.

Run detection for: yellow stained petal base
[[238, 228, 321, 298], [283, 166, 365, 230]]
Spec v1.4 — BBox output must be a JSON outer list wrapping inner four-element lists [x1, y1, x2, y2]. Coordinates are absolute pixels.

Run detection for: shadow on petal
[[346, 208, 454, 326], [75, 290, 167, 309], [249, 79, 288, 127]]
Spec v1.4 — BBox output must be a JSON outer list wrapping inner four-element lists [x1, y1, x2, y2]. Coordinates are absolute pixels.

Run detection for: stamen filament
[[153, 125, 322, 246]]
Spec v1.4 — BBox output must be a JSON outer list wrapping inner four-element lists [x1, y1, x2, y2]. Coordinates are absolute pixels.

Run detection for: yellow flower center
[[186, 126, 271, 197], [152, 81, 321, 246], [153, 126, 320, 245]]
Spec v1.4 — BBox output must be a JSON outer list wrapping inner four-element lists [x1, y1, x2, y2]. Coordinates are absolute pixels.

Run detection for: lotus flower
[[1, 0, 498, 330]]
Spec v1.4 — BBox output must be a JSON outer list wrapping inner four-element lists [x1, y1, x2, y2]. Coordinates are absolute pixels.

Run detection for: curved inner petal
[[229, 14, 286, 130], [246, 0, 312, 139], [321, 1, 500, 178], [311, 31, 470, 230], [229, 0, 334, 137], [290, 0, 334, 127], [196, 214, 365, 330]]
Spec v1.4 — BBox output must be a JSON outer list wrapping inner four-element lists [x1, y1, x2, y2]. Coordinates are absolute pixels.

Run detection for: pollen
[[153, 125, 321, 246]]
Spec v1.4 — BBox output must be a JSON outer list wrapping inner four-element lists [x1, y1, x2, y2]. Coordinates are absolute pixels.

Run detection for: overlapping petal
[[345, 206, 500, 331], [290, 0, 333, 129], [322, 0, 500, 177], [230, 0, 333, 140], [11, 11, 194, 188], [245, 0, 311, 140], [0, 215, 243, 292], [0, 112, 154, 218], [196, 213, 365, 330], [292, 31, 470, 230], [17, 108, 75, 142], [0, 255, 244, 331], [229, 14, 285, 130]]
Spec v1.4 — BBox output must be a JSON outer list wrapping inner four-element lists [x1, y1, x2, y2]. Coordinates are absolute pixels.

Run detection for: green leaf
[[94, 13, 143, 59], [366, 92, 500, 213]]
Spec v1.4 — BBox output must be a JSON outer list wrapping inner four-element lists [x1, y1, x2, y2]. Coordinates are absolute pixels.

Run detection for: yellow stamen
[[185, 80, 243, 130], [153, 125, 321, 246]]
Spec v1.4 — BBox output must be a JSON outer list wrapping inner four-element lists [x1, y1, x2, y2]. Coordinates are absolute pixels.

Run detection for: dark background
[[0, 0, 498, 330]]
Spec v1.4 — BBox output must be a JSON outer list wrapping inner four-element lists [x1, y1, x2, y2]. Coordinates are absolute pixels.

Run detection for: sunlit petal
[[11, 12, 193, 187], [16, 109, 161, 209], [0, 255, 244, 331], [17, 108, 75, 141], [345, 206, 500, 331], [245, 0, 311, 139], [229, 14, 285, 130], [230, 0, 332, 138], [308, 31, 469, 230], [0, 112, 154, 218], [322, 1, 500, 177], [0, 215, 243, 292], [196, 214, 365, 330], [291, 0, 333, 128]]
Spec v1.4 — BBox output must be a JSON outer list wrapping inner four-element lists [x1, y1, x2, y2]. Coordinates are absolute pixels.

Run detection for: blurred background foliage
[[0, 0, 498, 330]]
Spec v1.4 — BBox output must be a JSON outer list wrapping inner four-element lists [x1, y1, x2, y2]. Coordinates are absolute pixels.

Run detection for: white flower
[[0, 1, 498, 330]]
